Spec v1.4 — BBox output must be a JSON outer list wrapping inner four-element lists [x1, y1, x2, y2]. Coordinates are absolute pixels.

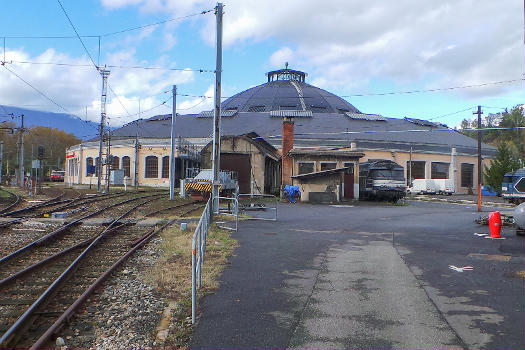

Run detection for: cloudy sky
[[0, 0, 523, 138]]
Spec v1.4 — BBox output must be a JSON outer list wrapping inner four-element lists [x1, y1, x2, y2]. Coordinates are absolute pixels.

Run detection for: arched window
[[145, 156, 158, 178], [86, 157, 94, 176], [112, 156, 120, 170], [162, 156, 170, 178], [122, 156, 131, 177]]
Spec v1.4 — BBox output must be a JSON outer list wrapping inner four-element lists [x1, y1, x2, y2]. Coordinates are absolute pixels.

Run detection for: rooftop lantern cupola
[[266, 62, 307, 83]]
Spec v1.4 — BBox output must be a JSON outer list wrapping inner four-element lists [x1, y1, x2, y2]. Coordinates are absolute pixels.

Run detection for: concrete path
[[285, 239, 462, 350], [189, 201, 525, 350]]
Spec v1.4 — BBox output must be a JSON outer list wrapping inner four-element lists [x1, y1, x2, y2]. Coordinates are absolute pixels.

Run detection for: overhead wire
[[108, 95, 173, 120], [2, 9, 213, 39], [99, 9, 214, 37], [3, 60, 214, 73], [171, 78, 525, 101], [56, 0, 98, 69], [262, 126, 525, 139], [0, 64, 99, 131]]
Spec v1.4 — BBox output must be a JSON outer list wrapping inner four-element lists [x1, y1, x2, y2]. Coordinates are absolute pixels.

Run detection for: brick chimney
[[282, 116, 294, 186]]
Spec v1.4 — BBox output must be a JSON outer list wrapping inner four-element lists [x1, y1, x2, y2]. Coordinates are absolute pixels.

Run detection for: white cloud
[[177, 84, 214, 114], [269, 47, 294, 68], [100, 0, 523, 98], [0, 47, 196, 126]]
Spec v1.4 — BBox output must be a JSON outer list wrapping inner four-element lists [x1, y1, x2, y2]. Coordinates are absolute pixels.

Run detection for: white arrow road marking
[[449, 265, 474, 272], [474, 233, 488, 237]]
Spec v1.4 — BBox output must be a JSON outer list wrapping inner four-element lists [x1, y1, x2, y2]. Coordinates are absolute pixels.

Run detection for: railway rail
[[0, 193, 175, 349], [0, 188, 21, 215], [0, 192, 165, 265]]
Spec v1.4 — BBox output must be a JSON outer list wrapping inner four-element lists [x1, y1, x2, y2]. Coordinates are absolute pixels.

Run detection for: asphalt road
[[189, 200, 525, 350]]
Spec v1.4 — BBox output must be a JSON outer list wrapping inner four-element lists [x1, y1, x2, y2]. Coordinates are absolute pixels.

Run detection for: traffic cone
[[488, 211, 502, 238]]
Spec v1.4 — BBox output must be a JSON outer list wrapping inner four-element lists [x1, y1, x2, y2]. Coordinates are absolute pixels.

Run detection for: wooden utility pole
[[474, 106, 483, 212]]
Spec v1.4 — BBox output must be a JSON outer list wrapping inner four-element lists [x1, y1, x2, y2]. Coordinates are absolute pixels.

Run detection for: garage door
[[221, 153, 251, 194]]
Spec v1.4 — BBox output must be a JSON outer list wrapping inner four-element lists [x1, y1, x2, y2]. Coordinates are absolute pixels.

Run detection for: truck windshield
[[371, 169, 404, 180]]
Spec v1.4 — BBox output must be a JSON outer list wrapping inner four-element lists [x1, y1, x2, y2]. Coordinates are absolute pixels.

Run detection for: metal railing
[[191, 195, 239, 324], [191, 197, 212, 324], [215, 196, 239, 231], [238, 194, 278, 221]]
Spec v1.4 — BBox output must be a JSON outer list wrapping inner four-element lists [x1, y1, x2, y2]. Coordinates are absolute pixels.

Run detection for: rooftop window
[[266, 67, 307, 83]]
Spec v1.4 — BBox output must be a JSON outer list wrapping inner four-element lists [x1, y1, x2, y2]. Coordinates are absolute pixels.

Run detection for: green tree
[[0, 125, 80, 178], [499, 107, 524, 161], [484, 142, 521, 194]]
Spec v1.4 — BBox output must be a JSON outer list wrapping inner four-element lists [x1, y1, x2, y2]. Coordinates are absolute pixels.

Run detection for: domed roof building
[[65, 68, 496, 195]]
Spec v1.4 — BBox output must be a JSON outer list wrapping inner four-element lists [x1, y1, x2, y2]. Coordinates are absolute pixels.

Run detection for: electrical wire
[[108, 95, 173, 120], [4, 60, 214, 73], [427, 106, 477, 121], [1, 64, 99, 131], [100, 9, 214, 37], [173, 78, 525, 101], [56, 0, 98, 69], [2, 9, 213, 39], [262, 126, 525, 139]]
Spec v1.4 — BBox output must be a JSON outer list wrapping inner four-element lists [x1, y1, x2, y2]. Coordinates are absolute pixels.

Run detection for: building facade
[[65, 67, 496, 194]]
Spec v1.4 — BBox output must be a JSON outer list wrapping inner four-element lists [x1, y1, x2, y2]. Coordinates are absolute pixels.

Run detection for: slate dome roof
[[221, 68, 360, 114]]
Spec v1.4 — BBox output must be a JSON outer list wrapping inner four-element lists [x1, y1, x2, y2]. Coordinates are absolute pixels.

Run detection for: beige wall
[[65, 142, 188, 187], [361, 149, 491, 193], [294, 173, 344, 202], [202, 137, 270, 194]]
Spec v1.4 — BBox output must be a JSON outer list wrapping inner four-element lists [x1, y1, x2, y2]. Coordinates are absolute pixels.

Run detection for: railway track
[[0, 190, 152, 231], [0, 188, 20, 215], [0, 192, 166, 263], [0, 194, 174, 349]]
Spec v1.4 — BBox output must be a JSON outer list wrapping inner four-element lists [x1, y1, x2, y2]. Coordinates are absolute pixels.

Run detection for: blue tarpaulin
[[284, 185, 300, 203]]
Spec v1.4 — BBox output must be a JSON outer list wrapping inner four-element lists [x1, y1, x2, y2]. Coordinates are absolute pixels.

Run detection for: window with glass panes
[[145, 156, 158, 178], [298, 162, 314, 175], [461, 163, 474, 187], [122, 156, 131, 177], [161, 156, 170, 178], [431, 162, 449, 179]]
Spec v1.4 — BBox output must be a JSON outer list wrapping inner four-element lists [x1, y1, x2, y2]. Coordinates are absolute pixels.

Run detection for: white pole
[[170, 85, 177, 200]]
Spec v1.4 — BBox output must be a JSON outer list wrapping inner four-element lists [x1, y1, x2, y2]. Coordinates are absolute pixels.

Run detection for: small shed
[[288, 148, 364, 200], [292, 167, 353, 203]]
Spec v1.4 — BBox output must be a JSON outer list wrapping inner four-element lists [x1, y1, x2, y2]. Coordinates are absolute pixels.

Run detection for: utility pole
[[170, 85, 177, 200], [19, 114, 24, 187], [97, 69, 110, 192], [0, 141, 3, 185], [211, 2, 223, 213], [474, 106, 483, 212], [106, 125, 111, 193]]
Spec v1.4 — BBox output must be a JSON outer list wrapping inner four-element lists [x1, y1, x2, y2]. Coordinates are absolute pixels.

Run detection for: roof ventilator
[[404, 117, 436, 127], [345, 112, 386, 121], [198, 108, 238, 118], [270, 110, 313, 118], [248, 105, 266, 112]]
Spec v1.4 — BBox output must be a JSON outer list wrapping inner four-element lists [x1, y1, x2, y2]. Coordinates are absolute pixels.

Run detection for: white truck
[[408, 179, 454, 195]]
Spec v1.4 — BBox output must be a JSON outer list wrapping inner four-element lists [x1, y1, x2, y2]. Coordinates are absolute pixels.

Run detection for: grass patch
[[145, 220, 238, 349]]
